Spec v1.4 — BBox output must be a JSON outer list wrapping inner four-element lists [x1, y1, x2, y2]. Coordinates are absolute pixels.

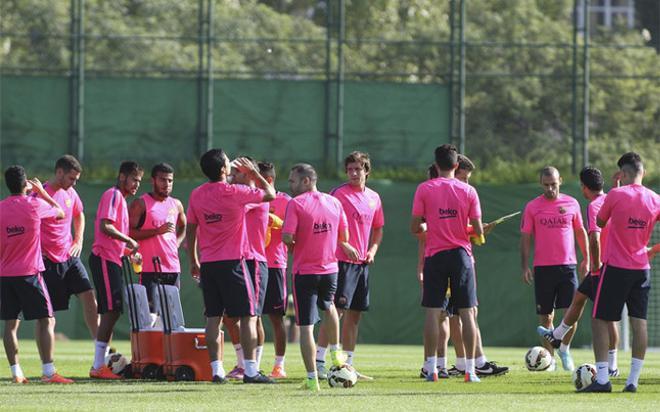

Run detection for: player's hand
[[190, 261, 201, 281], [125, 237, 139, 253], [27, 177, 44, 194], [364, 249, 376, 264], [647, 244, 660, 261], [416, 267, 424, 286], [157, 222, 175, 235], [611, 171, 622, 188], [483, 223, 495, 235], [522, 267, 533, 285], [579, 260, 589, 278], [341, 242, 360, 262], [69, 240, 83, 258], [234, 157, 258, 175]]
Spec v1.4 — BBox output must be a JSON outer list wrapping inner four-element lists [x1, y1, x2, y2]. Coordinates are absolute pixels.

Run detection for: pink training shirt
[[282, 191, 348, 275], [597, 184, 659, 270], [92, 187, 130, 265], [266, 192, 291, 269], [586, 193, 610, 265], [331, 183, 384, 263], [138, 194, 181, 273], [245, 201, 269, 262], [40, 184, 84, 263], [1, 195, 60, 277], [187, 181, 265, 263], [521, 194, 584, 267], [412, 177, 481, 257]]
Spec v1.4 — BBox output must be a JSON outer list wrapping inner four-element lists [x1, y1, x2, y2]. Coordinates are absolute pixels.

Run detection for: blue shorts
[[335, 261, 370, 311], [263, 268, 287, 315], [43, 256, 93, 311], [593, 265, 650, 321], [293, 273, 337, 326], [200, 260, 256, 318], [89, 253, 124, 314], [533, 265, 577, 315], [0, 274, 53, 321], [422, 248, 477, 310], [246, 260, 268, 316]]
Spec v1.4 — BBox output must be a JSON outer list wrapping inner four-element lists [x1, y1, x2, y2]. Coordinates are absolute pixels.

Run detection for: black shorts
[[533, 265, 577, 315], [43, 256, 93, 311], [293, 273, 338, 326], [246, 260, 268, 316], [140, 272, 180, 313], [89, 253, 124, 314], [0, 274, 53, 321], [593, 265, 650, 321], [200, 260, 256, 318], [577, 272, 598, 302], [422, 248, 477, 310], [263, 268, 287, 315], [335, 261, 369, 311]]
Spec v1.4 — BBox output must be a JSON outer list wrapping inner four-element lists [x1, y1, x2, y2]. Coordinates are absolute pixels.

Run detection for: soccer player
[[259, 161, 292, 379], [40, 155, 98, 338], [583, 152, 659, 393], [89, 161, 143, 379], [128, 163, 186, 315], [316, 151, 384, 380], [520, 166, 589, 372], [282, 163, 356, 391], [186, 149, 275, 384], [224, 157, 270, 375], [411, 144, 484, 383], [538, 166, 620, 376], [1, 166, 73, 383]]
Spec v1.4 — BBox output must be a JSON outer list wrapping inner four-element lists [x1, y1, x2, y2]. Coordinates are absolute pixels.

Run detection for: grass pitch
[[1, 341, 659, 411]]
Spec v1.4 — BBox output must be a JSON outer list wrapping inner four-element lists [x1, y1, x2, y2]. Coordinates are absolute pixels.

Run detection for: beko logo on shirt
[[438, 208, 458, 219], [6, 225, 25, 237], [627, 217, 647, 229], [203, 213, 223, 224], [313, 222, 332, 234], [540, 216, 569, 228]]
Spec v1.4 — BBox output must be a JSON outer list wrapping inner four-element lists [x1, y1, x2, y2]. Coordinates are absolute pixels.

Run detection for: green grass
[[1, 341, 660, 411]]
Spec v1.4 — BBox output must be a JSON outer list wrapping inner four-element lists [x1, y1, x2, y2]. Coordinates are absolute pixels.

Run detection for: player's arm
[[282, 233, 295, 250], [648, 243, 660, 260], [410, 215, 425, 234], [128, 198, 175, 240], [588, 231, 601, 273], [235, 157, 275, 201], [186, 222, 200, 280], [575, 227, 590, 278], [69, 211, 85, 257], [364, 226, 383, 264], [416, 230, 426, 286], [29, 178, 65, 219], [175, 199, 187, 248], [338, 227, 360, 261], [100, 218, 138, 252], [520, 232, 533, 285]]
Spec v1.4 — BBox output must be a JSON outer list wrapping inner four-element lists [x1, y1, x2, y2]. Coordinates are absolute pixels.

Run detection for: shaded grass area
[[1, 342, 659, 411]]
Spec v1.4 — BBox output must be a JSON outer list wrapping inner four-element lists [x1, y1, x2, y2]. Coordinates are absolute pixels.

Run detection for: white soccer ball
[[105, 352, 129, 375], [327, 364, 358, 388], [572, 363, 596, 391], [525, 346, 553, 371]]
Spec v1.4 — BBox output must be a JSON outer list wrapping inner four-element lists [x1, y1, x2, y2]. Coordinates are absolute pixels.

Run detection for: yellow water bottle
[[131, 252, 143, 273]]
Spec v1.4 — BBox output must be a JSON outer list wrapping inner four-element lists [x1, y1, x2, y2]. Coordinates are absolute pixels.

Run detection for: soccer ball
[[327, 364, 358, 388], [572, 364, 596, 391], [105, 352, 129, 375], [525, 346, 553, 371]]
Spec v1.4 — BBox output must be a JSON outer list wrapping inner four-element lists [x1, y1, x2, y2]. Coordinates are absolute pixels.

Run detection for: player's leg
[[607, 321, 620, 376], [198, 261, 228, 382], [435, 312, 450, 378], [422, 252, 450, 382], [554, 265, 578, 371], [319, 273, 346, 367], [450, 248, 479, 382], [343, 264, 371, 379], [1, 277, 25, 382], [622, 270, 650, 392], [205, 316, 226, 383], [248, 260, 268, 370], [263, 267, 287, 378], [255, 317, 265, 369], [294, 273, 321, 391], [66, 257, 98, 338], [473, 307, 509, 376], [88, 254, 122, 379], [448, 314, 466, 375], [533, 266, 559, 369], [223, 317, 244, 378]]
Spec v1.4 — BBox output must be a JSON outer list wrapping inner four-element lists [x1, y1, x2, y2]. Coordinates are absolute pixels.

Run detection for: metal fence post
[[458, 0, 466, 154], [449, 0, 456, 145], [69, 0, 85, 161], [582, 0, 590, 168], [571, 0, 578, 175], [324, 0, 333, 174], [335, 0, 345, 175], [197, 0, 205, 155], [206, 0, 214, 151]]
